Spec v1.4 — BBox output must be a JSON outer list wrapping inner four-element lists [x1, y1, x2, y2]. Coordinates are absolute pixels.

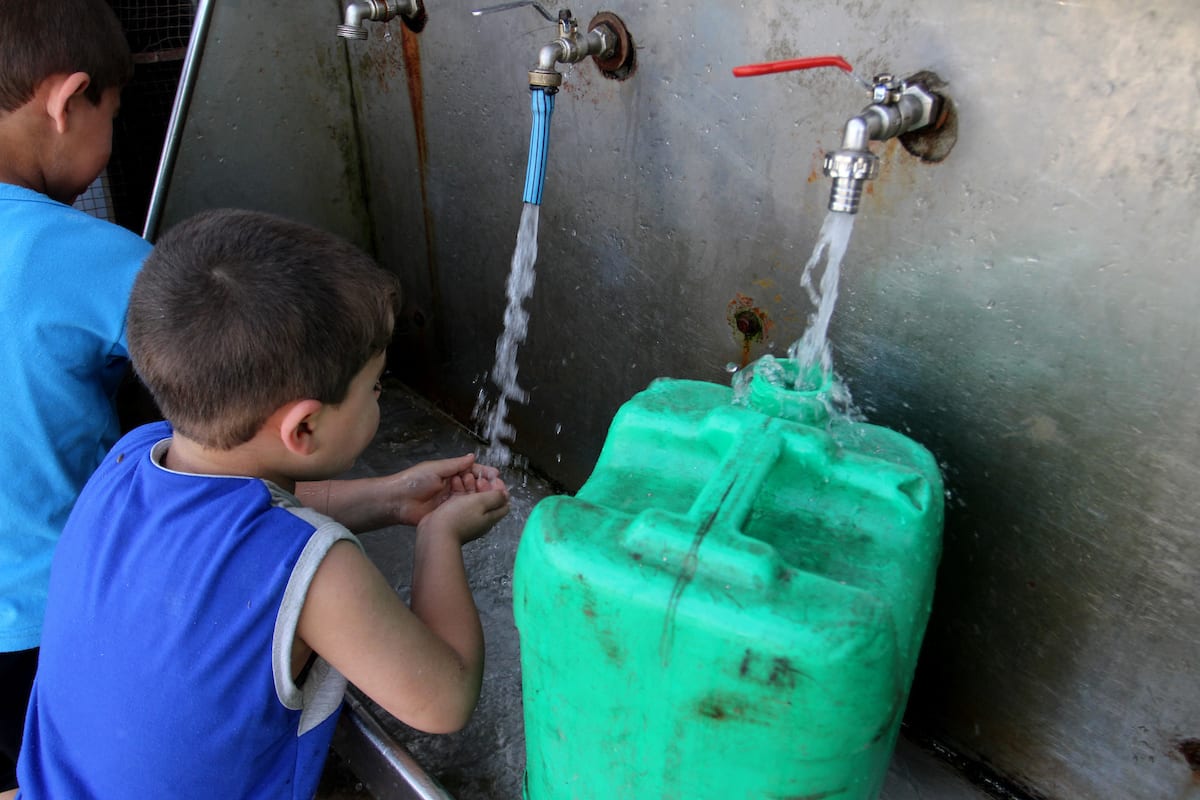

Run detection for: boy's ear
[[45, 72, 92, 134], [277, 399, 325, 457]]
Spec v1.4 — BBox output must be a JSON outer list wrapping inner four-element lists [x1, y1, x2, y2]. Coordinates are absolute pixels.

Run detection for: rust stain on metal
[[726, 293, 774, 367], [588, 11, 636, 80], [400, 26, 444, 355], [401, 27, 428, 168], [899, 70, 957, 163]]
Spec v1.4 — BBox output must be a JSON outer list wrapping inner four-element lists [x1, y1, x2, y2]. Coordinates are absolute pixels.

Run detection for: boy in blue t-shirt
[[0, 1, 148, 787], [18, 208, 511, 799]]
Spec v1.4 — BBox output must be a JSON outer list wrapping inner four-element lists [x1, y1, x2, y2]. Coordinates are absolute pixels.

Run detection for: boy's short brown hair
[[0, 0, 133, 112], [128, 208, 401, 449]]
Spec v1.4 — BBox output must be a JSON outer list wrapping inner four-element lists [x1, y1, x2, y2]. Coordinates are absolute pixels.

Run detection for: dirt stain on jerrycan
[[514, 360, 944, 800]]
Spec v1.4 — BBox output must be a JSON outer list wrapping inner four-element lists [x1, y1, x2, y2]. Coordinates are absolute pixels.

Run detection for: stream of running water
[[472, 89, 555, 467], [473, 202, 540, 467], [734, 210, 860, 417]]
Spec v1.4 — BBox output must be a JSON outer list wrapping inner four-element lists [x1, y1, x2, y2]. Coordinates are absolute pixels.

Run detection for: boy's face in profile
[[49, 85, 120, 205], [312, 351, 388, 477]]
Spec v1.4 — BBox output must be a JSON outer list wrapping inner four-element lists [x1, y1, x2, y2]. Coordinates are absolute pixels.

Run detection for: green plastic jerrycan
[[514, 359, 943, 800]]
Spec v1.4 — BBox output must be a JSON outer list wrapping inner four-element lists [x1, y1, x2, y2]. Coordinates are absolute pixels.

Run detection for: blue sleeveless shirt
[[19, 421, 356, 799]]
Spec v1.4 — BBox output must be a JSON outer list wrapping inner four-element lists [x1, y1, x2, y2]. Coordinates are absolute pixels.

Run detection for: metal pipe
[[332, 692, 455, 800], [142, 0, 215, 242], [471, 0, 554, 23]]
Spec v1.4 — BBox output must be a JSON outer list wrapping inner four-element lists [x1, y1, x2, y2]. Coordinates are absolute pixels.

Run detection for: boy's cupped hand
[[420, 485, 511, 546], [393, 453, 507, 526]]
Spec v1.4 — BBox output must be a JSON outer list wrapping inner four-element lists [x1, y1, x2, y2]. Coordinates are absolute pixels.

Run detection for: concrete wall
[[161, 1, 1200, 797]]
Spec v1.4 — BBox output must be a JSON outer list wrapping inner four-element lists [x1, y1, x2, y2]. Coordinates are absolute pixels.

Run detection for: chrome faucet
[[732, 59, 949, 215], [472, 2, 632, 90], [823, 73, 943, 214], [337, 0, 426, 40]]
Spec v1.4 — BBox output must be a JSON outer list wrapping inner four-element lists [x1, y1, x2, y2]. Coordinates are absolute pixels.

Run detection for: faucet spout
[[530, 41, 567, 89], [338, 0, 371, 39], [822, 74, 944, 214], [337, 0, 425, 40]]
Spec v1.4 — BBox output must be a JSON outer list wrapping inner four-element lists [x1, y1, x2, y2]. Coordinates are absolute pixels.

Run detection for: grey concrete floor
[[329, 379, 997, 800]]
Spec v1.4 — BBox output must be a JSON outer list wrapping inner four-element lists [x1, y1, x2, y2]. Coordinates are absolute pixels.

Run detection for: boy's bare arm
[[295, 454, 502, 532], [296, 488, 509, 733]]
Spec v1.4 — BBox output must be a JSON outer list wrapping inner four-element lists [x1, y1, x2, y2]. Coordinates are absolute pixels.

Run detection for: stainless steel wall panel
[[162, 1, 1200, 797]]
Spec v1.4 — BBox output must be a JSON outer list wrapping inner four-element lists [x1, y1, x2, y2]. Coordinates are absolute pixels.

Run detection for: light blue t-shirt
[[0, 182, 150, 651]]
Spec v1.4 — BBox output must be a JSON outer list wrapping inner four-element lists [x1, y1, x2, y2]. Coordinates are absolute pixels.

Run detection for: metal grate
[[110, 0, 195, 55], [104, 0, 197, 233], [72, 171, 116, 222]]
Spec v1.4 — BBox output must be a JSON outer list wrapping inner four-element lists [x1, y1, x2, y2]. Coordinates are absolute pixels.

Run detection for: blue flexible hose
[[522, 88, 556, 205]]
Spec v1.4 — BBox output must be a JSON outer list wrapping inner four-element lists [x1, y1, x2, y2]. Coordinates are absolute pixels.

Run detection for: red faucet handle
[[731, 55, 854, 78]]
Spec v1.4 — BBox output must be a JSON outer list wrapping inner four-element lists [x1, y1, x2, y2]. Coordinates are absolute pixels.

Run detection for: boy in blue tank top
[[16, 208, 511, 799]]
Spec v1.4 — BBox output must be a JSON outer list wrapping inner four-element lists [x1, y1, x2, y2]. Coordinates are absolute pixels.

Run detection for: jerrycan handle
[[623, 419, 790, 591], [689, 418, 783, 532]]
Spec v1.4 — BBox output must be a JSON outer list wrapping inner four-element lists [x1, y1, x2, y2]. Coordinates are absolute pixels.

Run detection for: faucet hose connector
[[823, 149, 880, 215], [529, 69, 564, 89]]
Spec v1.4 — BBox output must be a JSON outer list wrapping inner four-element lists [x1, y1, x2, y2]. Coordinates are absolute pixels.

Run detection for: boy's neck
[[0, 117, 49, 195], [162, 432, 299, 494]]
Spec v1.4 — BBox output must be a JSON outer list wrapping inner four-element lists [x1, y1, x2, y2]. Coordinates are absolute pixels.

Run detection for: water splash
[[474, 202, 540, 466], [733, 210, 862, 420]]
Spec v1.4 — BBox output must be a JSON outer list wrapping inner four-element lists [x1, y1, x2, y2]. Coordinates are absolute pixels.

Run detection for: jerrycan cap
[[742, 357, 832, 425]]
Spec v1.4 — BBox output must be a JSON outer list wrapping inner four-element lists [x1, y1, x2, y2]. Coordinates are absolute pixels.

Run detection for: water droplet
[[725, 362, 739, 373]]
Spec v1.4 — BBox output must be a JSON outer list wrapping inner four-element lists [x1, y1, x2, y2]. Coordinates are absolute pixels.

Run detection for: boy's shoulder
[[97, 422, 318, 522], [0, 181, 149, 250], [110, 420, 173, 456], [78, 421, 333, 543]]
